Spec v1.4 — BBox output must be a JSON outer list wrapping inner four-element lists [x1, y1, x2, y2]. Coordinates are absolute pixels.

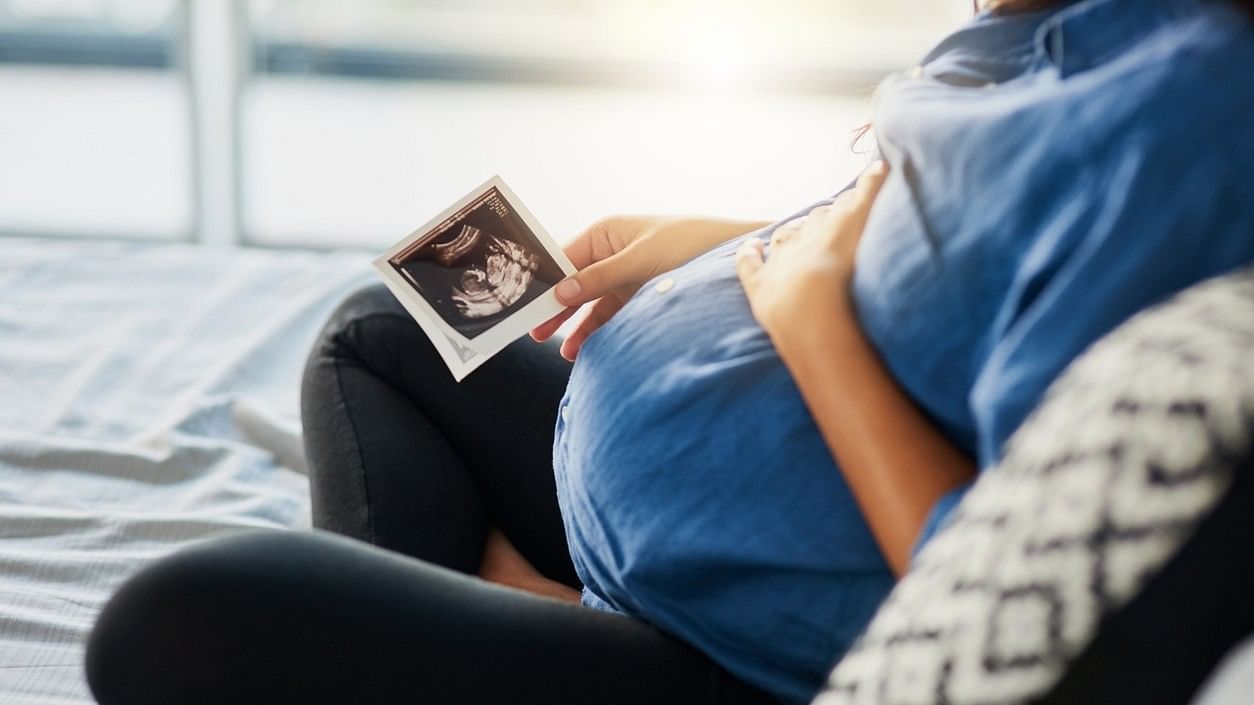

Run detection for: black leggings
[[85, 284, 783, 705]]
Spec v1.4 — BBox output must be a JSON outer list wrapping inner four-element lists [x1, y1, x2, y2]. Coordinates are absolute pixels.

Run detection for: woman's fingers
[[820, 160, 885, 217], [560, 219, 615, 271], [812, 160, 890, 238], [830, 186, 856, 208], [554, 218, 626, 306], [770, 218, 803, 246], [826, 160, 889, 241], [558, 292, 628, 361], [553, 246, 654, 308], [538, 214, 652, 347], [734, 237, 765, 289], [554, 217, 655, 308], [850, 161, 889, 215], [529, 305, 579, 342]]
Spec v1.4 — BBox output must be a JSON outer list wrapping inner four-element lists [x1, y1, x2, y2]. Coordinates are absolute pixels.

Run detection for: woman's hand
[[736, 161, 889, 339], [531, 215, 769, 360], [735, 159, 975, 576]]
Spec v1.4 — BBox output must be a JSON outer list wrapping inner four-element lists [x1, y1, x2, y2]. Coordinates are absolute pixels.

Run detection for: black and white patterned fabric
[[816, 266, 1254, 705]]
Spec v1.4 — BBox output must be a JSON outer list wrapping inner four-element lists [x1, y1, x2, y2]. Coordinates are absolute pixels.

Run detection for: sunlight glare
[[670, 7, 759, 90]]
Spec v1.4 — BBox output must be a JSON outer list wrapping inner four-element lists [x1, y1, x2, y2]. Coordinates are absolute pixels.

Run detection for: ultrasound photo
[[374, 176, 574, 381], [388, 186, 565, 340]]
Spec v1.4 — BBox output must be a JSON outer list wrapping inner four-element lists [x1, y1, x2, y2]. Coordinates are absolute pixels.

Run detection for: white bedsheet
[[0, 237, 373, 704]]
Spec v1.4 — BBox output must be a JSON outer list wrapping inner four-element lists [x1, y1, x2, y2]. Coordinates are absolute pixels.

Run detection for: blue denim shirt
[[553, 1, 1254, 702]]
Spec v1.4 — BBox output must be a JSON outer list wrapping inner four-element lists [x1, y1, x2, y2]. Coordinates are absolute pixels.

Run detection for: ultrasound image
[[390, 187, 563, 339], [438, 224, 539, 319]]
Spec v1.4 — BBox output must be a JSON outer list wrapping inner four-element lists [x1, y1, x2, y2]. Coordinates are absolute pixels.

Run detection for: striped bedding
[[0, 237, 371, 704]]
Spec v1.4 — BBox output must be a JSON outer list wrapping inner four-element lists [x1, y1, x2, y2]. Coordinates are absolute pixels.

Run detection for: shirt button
[[561, 405, 570, 422], [654, 277, 675, 294], [909, 65, 924, 79]]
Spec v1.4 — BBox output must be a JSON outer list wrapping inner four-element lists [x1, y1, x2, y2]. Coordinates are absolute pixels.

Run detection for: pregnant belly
[[552, 235, 894, 701]]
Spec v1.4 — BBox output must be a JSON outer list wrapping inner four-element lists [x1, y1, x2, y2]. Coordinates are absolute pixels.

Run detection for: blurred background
[[0, 0, 969, 249]]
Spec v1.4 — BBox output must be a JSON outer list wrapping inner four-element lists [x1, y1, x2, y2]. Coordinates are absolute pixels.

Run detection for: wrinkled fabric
[[0, 238, 373, 704], [553, 1, 1254, 702]]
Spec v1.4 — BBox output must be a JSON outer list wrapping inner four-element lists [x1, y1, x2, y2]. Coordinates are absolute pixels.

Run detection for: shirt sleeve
[[914, 149, 1253, 560], [967, 147, 1254, 469]]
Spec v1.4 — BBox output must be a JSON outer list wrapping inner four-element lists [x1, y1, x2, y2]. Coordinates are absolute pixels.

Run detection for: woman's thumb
[[555, 277, 583, 305], [554, 254, 642, 306]]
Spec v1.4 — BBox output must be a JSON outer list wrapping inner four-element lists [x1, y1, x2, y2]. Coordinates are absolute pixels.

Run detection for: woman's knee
[[304, 284, 405, 366], [85, 531, 310, 705], [299, 284, 446, 404]]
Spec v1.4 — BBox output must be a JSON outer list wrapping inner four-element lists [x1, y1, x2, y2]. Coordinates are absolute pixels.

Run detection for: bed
[[3, 236, 1252, 705], [0, 237, 373, 704]]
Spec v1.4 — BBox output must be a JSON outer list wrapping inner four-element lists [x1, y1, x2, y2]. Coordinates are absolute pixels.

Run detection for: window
[[0, 1, 969, 247], [0, 0, 190, 240], [242, 1, 967, 247]]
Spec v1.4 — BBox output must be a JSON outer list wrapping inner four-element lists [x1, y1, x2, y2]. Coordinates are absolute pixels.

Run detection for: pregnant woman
[[87, 1, 1254, 704]]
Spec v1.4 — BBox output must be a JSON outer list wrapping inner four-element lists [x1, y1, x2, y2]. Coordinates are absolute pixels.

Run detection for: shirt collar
[[1033, 0, 1208, 77], [921, 5, 1066, 67], [921, 0, 1214, 77]]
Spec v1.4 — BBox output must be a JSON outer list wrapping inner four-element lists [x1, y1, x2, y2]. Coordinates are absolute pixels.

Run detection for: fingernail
[[556, 278, 581, 302]]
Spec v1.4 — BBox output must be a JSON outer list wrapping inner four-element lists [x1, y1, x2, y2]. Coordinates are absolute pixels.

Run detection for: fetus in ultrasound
[[389, 186, 565, 343], [429, 224, 540, 319]]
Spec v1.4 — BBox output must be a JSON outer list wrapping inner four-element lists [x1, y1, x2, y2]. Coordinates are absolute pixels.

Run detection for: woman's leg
[[300, 284, 577, 585], [86, 531, 784, 705]]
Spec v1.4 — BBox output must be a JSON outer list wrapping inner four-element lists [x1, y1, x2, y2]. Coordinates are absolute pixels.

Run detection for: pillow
[[815, 265, 1254, 705]]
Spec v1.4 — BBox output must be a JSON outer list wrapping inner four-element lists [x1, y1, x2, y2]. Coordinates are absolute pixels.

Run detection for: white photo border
[[373, 175, 576, 381]]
